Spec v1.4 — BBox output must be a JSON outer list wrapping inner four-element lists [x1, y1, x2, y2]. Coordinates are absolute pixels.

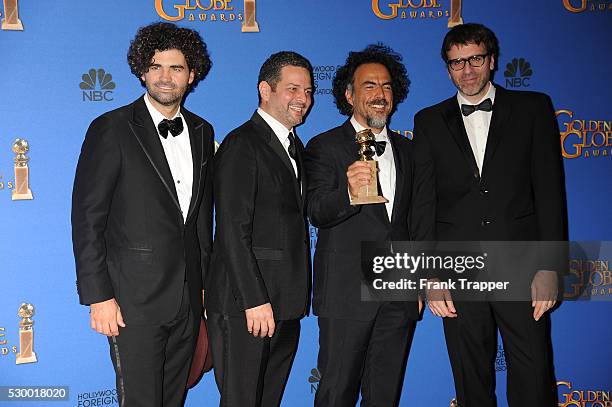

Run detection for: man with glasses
[[413, 23, 566, 406]]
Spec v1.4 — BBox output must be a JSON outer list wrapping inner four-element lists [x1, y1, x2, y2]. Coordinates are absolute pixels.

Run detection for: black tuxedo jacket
[[72, 96, 214, 324], [304, 120, 422, 321], [206, 112, 310, 321], [413, 86, 567, 272]]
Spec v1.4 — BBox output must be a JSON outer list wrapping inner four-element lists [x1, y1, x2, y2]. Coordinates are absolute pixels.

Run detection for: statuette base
[[1, 19, 23, 31], [12, 189, 33, 200]]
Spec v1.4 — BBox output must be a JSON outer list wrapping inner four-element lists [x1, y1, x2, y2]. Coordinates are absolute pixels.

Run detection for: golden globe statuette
[[241, 0, 259, 32], [448, 0, 463, 28], [16, 303, 37, 364], [12, 138, 33, 200], [1, 0, 23, 30], [350, 129, 388, 205]]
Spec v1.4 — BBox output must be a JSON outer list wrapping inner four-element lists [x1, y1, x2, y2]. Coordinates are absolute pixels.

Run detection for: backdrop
[[1, 1, 610, 406]]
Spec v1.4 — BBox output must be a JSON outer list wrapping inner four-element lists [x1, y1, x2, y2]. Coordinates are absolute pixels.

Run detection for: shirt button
[[177, 180, 181, 184]]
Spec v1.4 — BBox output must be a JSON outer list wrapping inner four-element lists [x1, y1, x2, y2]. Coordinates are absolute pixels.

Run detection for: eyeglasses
[[447, 54, 489, 71]]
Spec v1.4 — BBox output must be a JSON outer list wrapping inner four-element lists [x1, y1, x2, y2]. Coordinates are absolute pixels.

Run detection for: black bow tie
[[461, 98, 493, 116], [374, 140, 386, 156], [158, 117, 183, 138]]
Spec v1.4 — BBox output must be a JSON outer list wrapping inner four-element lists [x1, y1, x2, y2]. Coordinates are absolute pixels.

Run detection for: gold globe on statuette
[[16, 303, 37, 364], [350, 129, 388, 205]]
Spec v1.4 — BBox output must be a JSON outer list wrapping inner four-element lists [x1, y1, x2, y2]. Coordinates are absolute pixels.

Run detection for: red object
[[187, 317, 213, 388]]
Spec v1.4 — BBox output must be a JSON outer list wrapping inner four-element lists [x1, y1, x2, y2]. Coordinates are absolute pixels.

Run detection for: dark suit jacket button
[[479, 188, 489, 196], [481, 219, 492, 226]]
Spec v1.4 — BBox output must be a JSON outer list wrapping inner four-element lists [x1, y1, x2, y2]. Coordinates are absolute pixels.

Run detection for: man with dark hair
[[72, 22, 214, 406], [206, 51, 312, 406], [304, 43, 425, 406], [413, 23, 566, 406]]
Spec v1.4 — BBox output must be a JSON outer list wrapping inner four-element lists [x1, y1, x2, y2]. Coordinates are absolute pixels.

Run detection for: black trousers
[[207, 313, 301, 407], [315, 302, 417, 407], [108, 284, 197, 407], [443, 301, 557, 407]]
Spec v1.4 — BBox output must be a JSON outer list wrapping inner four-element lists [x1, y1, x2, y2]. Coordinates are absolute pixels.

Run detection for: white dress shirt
[[350, 116, 396, 221], [457, 82, 496, 174], [257, 108, 299, 179], [143, 94, 193, 222]]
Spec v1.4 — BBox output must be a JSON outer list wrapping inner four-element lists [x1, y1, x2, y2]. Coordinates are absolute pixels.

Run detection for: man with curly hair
[[72, 22, 214, 406], [304, 44, 426, 406]]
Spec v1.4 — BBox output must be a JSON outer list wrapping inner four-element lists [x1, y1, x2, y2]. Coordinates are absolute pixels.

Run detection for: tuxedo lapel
[[251, 112, 302, 206], [184, 109, 206, 222], [482, 86, 511, 175], [340, 120, 360, 161], [128, 97, 181, 213], [441, 98, 481, 179]]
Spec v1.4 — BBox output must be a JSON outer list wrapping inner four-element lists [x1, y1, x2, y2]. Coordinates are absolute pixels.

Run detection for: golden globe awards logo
[[557, 110, 611, 159], [372, 0, 464, 27], [2, 139, 33, 200], [155, 0, 260, 32], [1, 0, 23, 31], [557, 381, 611, 406], [562, 0, 612, 13], [565, 258, 611, 299], [0, 303, 38, 365]]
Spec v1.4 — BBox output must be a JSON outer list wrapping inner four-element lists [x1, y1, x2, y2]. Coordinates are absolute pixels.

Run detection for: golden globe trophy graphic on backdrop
[[242, 0, 259, 32], [16, 303, 37, 364], [448, 0, 463, 27], [350, 129, 388, 205], [12, 138, 33, 200], [1, 0, 23, 30]]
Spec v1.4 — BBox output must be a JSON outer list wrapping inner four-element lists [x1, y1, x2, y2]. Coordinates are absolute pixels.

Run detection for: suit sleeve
[[411, 112, 437, 242], [411, 112, 438, 281], [198, 123, 215, 288], [304, 136, 360, 229], [213, 134, 269, 310], [71, 115, 120, 305], [530, 94, 568, 273]]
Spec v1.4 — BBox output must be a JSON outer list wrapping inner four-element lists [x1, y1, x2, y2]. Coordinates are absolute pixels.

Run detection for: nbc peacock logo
[[504, 57, 533, 88], [308, 368, 321, 394], [80, 68, 116, 102]]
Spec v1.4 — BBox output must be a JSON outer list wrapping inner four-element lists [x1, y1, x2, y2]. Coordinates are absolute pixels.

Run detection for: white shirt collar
[[349, 116, 389, 142], [143, 93, 182, 131], [456, 81, 496, 107], [257, 107, 293, 140]]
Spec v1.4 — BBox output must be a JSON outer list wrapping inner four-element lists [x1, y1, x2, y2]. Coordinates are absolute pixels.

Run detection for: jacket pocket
[[436, 217, 454, 225], [514, 207, 535, 220], [252, 247, 283, 261]]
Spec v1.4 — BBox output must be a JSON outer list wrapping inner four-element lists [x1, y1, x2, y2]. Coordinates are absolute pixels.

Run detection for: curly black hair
[[441, 23, 499, 63], [332, 43, 409, 117], [127, 22, 212, 89]]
